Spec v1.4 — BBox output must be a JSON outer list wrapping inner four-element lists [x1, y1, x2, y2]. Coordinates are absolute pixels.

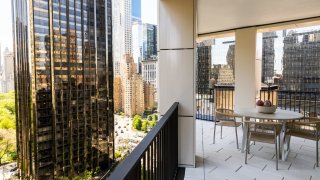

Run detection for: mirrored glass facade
[[12, 0, 114, 179]]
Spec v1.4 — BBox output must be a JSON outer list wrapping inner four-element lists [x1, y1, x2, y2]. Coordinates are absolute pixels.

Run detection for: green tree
[[0, 129, 16, 165], [141, 120, 149, 132], [71, 170, 93, 180], [4, 101, 15, 114], [147, 115, 152, 121], [58, 177, 69, 180], [0, 91, 16, 130], [0, 92, 16, 165], [72, 176, 83, 180], [132, 115, 142, 130], [152, 114, 158, 121], [133, 115, 142, 121], [149, 119, 157, 129], [83, 170, 93, 179], [0, 118, 15, 129]]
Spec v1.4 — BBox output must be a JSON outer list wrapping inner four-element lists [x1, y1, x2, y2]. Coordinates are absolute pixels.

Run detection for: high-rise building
[[216, 65, 235, 85], [141, 58, 157, 87], [131, 73, 145, 115], [226, 44, 235, 74], [114, 75, 123, 112], [2, 48, 14, 92], [112, 0, 132, 76], [124, 0, 132, 54], [12, 0, 114, 179], [142, 58, 157, 105], [144, 82, 155, 110], [196, 40, 212, 94], [112, 0, 124, 76], [261, 32, 277, 82], [131, 0, 141, 22], [132, 20, 143, 71], [121, 54, 144, 116], [281, 31, 320, 91], [143, 23, 157, 60]]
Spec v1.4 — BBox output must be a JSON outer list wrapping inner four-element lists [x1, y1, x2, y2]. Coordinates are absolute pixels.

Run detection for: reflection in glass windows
[[12, 0, 114, 179]]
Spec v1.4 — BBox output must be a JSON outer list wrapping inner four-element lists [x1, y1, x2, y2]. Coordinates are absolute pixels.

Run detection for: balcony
[[108, 88, 320, 179], [106, 0, 320, 179]]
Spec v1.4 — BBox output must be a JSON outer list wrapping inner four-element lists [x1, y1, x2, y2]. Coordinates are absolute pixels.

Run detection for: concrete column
[[234, 28, 261, 110], [158, 0, 195, 167]]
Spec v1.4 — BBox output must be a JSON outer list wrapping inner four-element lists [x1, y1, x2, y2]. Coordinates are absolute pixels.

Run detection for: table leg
[[280, 121, 290, 161], [241, 116, 248, 153]]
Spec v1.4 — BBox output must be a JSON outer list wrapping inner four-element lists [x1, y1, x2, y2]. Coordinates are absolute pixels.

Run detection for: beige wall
[[159, 0, 195, 167]]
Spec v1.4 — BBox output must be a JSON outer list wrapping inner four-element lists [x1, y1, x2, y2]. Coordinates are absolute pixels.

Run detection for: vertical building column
[[158, 0, 195, 167], [234, 28, 261, 110]]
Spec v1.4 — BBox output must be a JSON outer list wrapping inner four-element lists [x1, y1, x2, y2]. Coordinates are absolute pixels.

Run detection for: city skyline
[[210, 26, 320, 76], [0, 0, 157, 55]]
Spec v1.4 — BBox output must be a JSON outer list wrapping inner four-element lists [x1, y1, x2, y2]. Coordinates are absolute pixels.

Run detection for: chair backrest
[[246, 120, 282, 135], [287, 117, 320, 132], [215, 108, 238, 122]]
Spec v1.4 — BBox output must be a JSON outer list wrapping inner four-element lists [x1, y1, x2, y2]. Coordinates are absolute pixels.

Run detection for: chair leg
[[245, 131, 250, 164], [220, 125, 223, 139], [278, 134, 281, 159], [275, 136, 278, 170], [213, 122, 217, 144], [317, 139, 319, 167], [247, 125, 250, 154], [235, 125, 239, 149]]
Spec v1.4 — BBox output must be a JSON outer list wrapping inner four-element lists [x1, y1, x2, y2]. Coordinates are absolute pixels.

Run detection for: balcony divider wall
[[158, 0, 196, 167]]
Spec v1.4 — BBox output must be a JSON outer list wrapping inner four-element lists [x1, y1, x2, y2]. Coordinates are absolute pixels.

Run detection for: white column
[[158, 0, 195, 167], [234, 28, 261, 110]]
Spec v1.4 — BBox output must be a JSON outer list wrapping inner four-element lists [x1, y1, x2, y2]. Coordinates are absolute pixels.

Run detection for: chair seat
[[250, 132, 277, 144], [217, 121, 242, 127]]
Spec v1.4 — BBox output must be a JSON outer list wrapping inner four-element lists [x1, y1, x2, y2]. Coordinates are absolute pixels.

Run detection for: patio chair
[[214, 108, 243, 149], [244, 120, 282, 170], [286, 117, 320, 167]]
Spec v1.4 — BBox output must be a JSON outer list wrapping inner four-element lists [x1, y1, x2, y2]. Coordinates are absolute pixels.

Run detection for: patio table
[[235, 108, 303, 161]]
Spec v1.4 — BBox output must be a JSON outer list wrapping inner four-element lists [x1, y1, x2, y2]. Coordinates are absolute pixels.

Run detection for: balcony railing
[[196, 85, 320, 121], [107, 102, 179, 180]]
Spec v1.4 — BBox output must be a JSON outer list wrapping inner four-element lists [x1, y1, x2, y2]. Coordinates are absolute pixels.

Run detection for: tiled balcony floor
[[185, 120, 320, 180]]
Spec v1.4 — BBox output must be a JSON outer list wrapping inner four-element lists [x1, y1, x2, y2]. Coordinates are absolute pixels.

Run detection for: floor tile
[[185, 120, 320, 180]]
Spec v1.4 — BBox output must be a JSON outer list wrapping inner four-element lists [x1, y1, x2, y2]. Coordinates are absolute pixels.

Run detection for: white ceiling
[[197, 0, 320, 35]]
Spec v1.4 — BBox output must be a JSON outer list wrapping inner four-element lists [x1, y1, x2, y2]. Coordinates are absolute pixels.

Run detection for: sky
[[141, 0, 157, 25], [0, 0, 13, 53]]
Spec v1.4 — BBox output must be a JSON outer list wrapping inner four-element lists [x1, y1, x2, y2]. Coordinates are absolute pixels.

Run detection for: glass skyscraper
[[12, 0, 114, 179], [143, 23, 157, 60]]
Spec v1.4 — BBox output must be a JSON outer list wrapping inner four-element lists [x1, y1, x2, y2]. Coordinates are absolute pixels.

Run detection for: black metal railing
[[277, 91, 320, 117], [196, 89, 214, 121], [196, 85, 320, 121], [107, 102, 179, 180]]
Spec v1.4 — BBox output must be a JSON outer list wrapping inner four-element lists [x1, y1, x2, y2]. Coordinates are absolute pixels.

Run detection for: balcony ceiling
[[197, 0, 320, 35]]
